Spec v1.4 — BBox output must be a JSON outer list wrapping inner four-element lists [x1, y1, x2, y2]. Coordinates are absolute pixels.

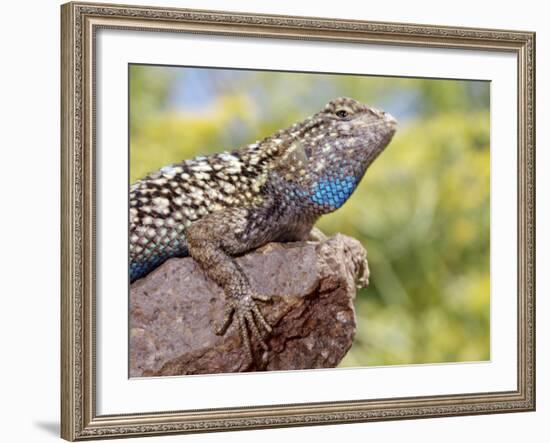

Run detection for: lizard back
[[129, 143, 284, 281]]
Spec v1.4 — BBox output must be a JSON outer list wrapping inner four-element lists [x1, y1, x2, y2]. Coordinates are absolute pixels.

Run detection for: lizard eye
[[335, 109, 350, 119]]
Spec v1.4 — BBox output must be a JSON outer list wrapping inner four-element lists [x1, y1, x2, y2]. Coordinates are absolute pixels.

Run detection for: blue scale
[[310, 176, 357, 209], [130, 239, 184, 282]]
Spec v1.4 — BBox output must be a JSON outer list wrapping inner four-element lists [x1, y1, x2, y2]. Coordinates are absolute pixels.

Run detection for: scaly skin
[[129, 97, 397, 361]]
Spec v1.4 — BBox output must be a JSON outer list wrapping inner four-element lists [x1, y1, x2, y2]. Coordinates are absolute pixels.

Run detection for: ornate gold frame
[[61, 1, 536, 440]]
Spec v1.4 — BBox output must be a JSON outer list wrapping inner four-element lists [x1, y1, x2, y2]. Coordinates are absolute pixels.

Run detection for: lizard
[[129, 97, 397, 361]]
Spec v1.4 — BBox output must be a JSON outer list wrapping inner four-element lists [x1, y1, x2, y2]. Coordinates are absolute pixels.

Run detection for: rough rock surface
[[129, 234, 369, 377]]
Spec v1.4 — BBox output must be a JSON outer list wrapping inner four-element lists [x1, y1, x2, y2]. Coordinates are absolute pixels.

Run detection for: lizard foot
[[215, 293, 273, 361], [308, 227, 328, 242]]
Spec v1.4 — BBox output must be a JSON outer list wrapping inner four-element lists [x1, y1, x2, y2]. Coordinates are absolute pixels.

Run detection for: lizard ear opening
[[277, 140, 309, 171], [287, 140, 309, 164], [277, 140, 309, 179]]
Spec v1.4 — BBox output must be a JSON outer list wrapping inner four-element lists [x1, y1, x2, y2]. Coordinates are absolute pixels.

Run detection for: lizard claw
[[215, 304, 235, 336], [251, 293, 272, 302], [216, 293, 273, 360]]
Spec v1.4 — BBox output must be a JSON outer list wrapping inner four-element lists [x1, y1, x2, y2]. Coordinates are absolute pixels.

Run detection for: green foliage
[[130, 65, 490, 367], [334, 111, 490, 366]]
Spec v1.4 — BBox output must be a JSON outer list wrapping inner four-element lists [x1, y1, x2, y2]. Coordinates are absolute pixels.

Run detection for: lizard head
[[293, 97, 397, 213], [258, 97, 396, 215]]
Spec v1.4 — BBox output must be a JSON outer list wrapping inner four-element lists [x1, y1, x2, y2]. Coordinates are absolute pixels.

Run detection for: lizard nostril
[[384, 112, 397, 127], [370, 108, 386, 119]]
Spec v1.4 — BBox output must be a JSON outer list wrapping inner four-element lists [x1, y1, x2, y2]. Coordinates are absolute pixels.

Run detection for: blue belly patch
[[130, 239, 187, 283], [130, 255, 165, 283], [310, 176, 357, 209]]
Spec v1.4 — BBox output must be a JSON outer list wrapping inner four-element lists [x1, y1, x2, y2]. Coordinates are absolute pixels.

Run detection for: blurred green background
[[129, 64, 490, 367]]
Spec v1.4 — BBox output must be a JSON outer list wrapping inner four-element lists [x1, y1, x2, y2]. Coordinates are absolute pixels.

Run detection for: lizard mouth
[[375, 111, 398, 138], [357, 111, 397, 136]]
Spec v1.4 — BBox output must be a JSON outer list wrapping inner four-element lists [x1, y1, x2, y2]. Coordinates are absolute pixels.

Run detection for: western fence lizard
[[129, 97, 396, 361]]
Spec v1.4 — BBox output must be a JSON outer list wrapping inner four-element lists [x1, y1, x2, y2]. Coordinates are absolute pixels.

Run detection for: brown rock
[[129, 233, 369, 377]]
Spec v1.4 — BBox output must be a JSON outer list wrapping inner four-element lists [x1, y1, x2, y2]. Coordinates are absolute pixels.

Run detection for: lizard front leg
[[186, 208, 273, 362]]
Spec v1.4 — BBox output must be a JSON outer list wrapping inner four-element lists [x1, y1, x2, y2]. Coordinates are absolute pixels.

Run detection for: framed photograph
[[61, 1, 535, 440]]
